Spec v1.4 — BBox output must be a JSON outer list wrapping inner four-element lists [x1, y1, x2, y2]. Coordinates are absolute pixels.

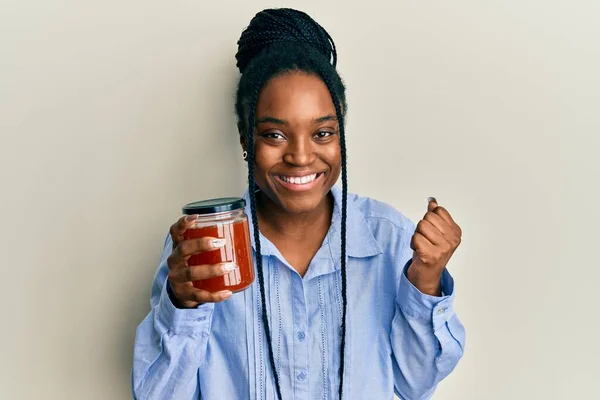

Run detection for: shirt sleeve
[[132, 234, 215, 400], [390, 223, 466, 400]]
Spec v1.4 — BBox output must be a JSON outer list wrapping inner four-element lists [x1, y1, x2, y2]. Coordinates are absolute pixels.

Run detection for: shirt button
[[197, 316, 206, 321], [297, 331, 305, 341], [297, 372, 306, 381]]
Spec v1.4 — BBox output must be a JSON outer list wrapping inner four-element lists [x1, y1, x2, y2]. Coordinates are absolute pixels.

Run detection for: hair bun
[[235, 8, 337, 74]]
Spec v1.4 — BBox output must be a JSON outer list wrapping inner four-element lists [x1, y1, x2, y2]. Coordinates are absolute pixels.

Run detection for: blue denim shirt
[[133, 186, 465, 399]]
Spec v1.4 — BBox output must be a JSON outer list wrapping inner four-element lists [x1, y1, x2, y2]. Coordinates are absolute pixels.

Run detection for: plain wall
[[1, 0, 598, 399]]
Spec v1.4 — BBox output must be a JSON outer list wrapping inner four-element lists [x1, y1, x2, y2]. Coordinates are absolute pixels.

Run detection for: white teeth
[[281, 173, 318, 184]]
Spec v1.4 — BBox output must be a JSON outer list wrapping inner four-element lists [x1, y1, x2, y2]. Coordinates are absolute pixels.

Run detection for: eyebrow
[[255, 115, 338, 125], [256, 116, 287, 125], [314, 114, 337, 123]]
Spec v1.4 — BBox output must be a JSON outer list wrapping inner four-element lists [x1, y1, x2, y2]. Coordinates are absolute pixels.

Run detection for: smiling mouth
[[278, 173, 320, 184], [274, 172, 324, 189]]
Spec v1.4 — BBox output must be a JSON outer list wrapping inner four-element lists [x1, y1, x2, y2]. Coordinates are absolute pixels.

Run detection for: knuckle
[[451, 235, 461, 247], [409, 237, 416, 250], [210, 264, 226, 277], [197, 237, 212, 251], [178, 241, 192, 256], [190, 238, 206, 253], [193, 290, 208, 303], [193, 264, 224, 280], [166, 253, 177, 269], [209, 292, 226, 303], [185, 266, 194, 282]]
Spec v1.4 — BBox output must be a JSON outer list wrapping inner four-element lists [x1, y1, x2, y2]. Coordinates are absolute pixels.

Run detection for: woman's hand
[[407, 197, 462, 296], [167, 215, 235, 308]]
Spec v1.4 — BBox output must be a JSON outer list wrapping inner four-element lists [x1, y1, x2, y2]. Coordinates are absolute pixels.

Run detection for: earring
[[242, 150, 248, 160]]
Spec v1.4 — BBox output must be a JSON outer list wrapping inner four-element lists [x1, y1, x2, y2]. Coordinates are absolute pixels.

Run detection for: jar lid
[[182, 197, 246, 215]]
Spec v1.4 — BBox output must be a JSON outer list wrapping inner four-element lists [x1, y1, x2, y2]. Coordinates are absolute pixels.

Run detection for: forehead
[[256, 72, 335, 121]]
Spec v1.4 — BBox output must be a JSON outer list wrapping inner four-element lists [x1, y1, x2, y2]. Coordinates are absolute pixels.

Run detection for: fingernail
[[428, 197, 437, 204], [221, 291, 232, 300], [222, 262, 237, 272], [211, 238, 227, 248], [185, 214, 199, 222]]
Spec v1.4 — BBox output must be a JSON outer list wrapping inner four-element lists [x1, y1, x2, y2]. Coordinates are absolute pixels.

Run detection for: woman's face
[[246, 71, 341, 215]]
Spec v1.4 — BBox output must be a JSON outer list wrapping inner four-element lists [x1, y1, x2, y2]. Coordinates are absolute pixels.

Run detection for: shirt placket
[[291, 272, 310, 399]]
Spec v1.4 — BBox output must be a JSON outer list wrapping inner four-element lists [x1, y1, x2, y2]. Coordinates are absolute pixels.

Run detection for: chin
[[278, 196, 324, 214]]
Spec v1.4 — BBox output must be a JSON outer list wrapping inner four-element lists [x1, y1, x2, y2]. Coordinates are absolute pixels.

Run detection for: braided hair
[[235, 8, 348, 400]]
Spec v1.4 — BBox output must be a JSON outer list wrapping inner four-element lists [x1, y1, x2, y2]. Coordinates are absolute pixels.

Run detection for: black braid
[[317, 68, 348, 400], [246, 60, 284, 400], [236, 8, 337, 74], [234, 8, 348, 400]]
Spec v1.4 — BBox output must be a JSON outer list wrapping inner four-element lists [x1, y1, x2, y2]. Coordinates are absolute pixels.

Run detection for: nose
[[283, 136, 316, 167]]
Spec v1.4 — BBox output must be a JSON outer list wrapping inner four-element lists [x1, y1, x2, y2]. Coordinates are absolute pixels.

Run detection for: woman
[[133, 8, 465, 400]]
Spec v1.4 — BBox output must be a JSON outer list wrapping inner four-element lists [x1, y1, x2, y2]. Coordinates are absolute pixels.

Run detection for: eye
[[261, 132, 285, 140], [314, 131, 335, 139]]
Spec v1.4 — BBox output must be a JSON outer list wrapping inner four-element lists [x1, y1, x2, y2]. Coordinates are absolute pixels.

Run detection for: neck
[[256, 192, 334, 241]]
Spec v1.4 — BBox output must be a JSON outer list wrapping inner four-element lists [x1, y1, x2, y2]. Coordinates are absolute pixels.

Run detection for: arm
[[391, 200, 466, 399], [391, 259, 465, 399], [132, 235, 214, 400]]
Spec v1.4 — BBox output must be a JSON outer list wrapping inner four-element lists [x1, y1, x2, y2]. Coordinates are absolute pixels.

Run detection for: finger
[[170, 215, 199, 248], [416, 220, 446, 245], [193, 289, 233, 303], [168, 262, 237, 283], [427, 197, 438, 213], [432, 206, 462, 236], [423, 211, 452, 236], [176, 237, 227, 258], [410, 230, 434, 251], [177, 286, 233, 303], [411, 232, 436, 258]]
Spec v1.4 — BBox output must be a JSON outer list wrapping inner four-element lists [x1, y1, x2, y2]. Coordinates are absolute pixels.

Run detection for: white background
[[1, 1, 598, 399]]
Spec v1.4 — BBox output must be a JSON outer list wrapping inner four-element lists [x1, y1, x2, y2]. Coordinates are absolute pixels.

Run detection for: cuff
[[155, 280, 215, 335], [397, 259, 456, 330]]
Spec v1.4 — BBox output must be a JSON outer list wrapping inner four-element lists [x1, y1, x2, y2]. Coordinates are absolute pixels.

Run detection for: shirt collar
[[242, 185, 382, 260]]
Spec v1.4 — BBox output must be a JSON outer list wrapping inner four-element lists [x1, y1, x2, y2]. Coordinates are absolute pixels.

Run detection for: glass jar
[[182, 197, 254, 293]]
